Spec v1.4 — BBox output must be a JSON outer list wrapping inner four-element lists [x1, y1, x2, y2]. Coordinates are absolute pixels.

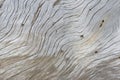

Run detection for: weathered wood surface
[[0, 0, 120, 80]]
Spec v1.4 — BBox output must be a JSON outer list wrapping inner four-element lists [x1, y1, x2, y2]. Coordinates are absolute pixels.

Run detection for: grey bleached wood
[[0, 0, 120, 80]]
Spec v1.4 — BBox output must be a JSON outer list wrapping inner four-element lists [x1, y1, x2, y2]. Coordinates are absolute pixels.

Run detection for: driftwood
[[0, 0, 120, 80]]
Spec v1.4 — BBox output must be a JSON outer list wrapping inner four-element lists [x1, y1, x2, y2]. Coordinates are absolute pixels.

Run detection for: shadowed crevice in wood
[[53, 0, 61, 6], [0, 0, 5, 8]]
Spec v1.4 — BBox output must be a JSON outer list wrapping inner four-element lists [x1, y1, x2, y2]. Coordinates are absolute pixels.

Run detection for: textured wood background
[[0, 0, 120, 80]]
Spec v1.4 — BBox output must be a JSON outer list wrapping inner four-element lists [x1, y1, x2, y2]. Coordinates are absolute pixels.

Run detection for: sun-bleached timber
[[0, 0, 120, 80]]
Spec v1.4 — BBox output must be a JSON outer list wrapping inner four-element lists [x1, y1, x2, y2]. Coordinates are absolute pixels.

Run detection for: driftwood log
[[0, 0, 120, 80]]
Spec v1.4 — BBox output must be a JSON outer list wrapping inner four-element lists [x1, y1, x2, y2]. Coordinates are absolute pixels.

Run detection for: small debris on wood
[[80, 35, 84, 38], [95, 51, 98, 53], [21, 23, 24, 26]]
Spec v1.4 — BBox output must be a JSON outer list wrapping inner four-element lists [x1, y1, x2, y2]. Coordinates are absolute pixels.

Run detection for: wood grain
[[0, 0, 120, 80]]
